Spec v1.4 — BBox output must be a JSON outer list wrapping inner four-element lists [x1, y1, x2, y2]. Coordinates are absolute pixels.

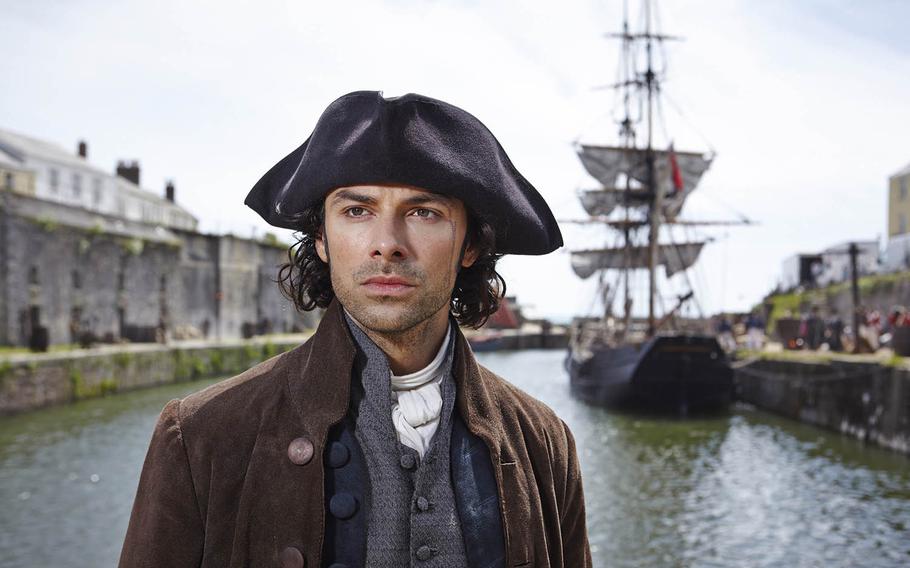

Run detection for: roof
[[0, 145, 24, 169], [0, 127, 103, 172], [0, 126, 197, 223], [892, 161, 910, 179]]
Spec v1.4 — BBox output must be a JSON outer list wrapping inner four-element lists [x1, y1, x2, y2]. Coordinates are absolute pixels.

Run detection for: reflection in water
[[0, 378, 223, 568], [479, 350, 910, 568], [1, 350, 908, 567]]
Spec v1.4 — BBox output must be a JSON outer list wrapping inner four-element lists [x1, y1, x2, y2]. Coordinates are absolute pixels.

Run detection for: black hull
[[567, 334, 733, 413]]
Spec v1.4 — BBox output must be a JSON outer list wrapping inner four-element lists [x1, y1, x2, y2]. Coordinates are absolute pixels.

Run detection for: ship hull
[[567, 334, 733, 413]]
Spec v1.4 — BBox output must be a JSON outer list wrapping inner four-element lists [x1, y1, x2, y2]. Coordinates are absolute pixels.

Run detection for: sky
[[2, 0, 909, 323]]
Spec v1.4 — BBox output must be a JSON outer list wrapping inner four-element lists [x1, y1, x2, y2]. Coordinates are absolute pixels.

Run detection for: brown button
[[288, 437, 314, 465], [280, 546, 304, 568]]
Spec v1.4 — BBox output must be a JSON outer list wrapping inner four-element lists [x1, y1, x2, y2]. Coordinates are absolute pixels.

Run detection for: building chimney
[[77, 140, 88, 159], [165, 180, 175, 203], [116, 160, 141, 185]]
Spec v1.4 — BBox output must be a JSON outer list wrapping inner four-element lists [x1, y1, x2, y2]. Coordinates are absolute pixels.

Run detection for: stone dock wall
[[735, 358, 910, 454], [0, 336, 306, 416]]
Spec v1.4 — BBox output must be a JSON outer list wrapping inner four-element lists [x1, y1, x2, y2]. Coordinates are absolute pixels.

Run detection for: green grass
[[0, 344, 82, 357], [761, 270, 910, 333]]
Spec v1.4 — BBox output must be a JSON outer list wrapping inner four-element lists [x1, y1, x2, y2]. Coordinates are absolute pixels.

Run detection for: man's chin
[[345, 302, 423, 334]]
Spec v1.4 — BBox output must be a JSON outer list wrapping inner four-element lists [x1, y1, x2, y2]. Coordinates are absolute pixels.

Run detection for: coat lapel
[[284, 300, 356, 443], [452, 330, 532, 567]]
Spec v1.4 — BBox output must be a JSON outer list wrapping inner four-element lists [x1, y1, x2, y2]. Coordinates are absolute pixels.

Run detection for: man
[[120, 91, 591, 568]]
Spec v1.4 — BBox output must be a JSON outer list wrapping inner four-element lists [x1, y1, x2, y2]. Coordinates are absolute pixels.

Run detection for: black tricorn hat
[[244, 91, 562, 255]]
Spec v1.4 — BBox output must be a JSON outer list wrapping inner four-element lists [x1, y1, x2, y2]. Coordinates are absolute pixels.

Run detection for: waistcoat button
[[287, 437, 314, 466], [329, 493, 359, 520], [415, 545, 433, 561], [416, 496, 430, 511], [326, 441, 350, 468], [400, 453, 416, 470], [280, 546, 305, 568]]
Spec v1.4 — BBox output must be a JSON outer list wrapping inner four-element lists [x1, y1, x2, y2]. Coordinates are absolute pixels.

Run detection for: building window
[[49, 168, 59, 192], [72, 270, 82, 289], [72, 173, 82, 198], [92, 178, 102, 205], [4, 172, 12, 191], [28, 266, 39, 285]]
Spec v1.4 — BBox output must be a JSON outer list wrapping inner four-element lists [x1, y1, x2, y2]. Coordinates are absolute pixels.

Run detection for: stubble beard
[[331, 261, 453, 338]]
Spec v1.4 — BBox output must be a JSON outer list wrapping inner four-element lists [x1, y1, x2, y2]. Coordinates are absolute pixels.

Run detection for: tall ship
[[565, 0, 741, 413]]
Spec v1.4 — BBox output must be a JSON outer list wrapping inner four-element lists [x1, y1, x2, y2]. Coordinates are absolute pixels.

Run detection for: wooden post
[[849, 242, 861, 353]]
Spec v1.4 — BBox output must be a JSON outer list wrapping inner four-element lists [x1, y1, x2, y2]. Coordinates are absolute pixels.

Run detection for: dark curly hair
[[276, 203, 506, 329]]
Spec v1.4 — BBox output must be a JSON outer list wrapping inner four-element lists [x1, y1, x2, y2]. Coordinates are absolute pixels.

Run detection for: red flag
[[668, 143, 684, 194]]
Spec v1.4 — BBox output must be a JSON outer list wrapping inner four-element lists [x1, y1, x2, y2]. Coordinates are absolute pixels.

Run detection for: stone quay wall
[[0, 192, 318, 347], [735, 358, 910, 455], [0, 337, 305, 416]]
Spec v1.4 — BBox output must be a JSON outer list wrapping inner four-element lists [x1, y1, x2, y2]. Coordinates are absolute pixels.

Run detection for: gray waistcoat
[[346, 316, 469, 568]]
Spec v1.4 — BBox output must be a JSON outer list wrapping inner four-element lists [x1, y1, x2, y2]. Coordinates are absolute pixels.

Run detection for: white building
[[781, 253, 822, 291], [0, 128, 197, 231], [815, 240, 881, 287], [884, 233, 910, 272]]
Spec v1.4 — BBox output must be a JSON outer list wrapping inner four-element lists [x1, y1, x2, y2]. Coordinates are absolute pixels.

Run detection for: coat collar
[[283, 299, 502, 456]]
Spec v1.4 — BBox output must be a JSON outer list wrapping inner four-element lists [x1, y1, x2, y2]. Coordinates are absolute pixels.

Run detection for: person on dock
[[744, 312, 765, 351], [715, 314, 736, 352], [119, 91, 591, 568]]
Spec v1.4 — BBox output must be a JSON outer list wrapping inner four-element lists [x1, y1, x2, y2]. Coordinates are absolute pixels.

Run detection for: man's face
[[316, 185, 478, 334]]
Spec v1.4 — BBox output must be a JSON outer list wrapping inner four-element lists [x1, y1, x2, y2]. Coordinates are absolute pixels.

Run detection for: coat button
[[280, 546, 304, 568], [400, 453, 416, 470], [288, 437, 314, 465], [329, 493, 359, 519], [415, 545, 434, 561], [326, 441, 350, 468], [415, 496, 430, 512]]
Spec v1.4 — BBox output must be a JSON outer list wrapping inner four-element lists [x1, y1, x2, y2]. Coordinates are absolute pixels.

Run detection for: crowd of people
[[714, 312, 766, 352], [714, 305, 910, 354]]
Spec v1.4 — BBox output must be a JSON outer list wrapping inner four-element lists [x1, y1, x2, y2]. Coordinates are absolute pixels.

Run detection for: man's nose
[[369, 216, 409, 260]]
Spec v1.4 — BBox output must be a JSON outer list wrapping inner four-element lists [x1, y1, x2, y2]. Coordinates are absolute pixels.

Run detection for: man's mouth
[[361, 276, 417, 296]]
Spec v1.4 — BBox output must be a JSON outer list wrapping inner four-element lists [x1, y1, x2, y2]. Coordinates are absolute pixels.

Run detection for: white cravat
[[390, 325, 451, 458]]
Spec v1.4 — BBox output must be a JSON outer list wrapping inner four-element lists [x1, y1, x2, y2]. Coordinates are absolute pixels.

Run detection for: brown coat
[[119, 301, 591, 567]]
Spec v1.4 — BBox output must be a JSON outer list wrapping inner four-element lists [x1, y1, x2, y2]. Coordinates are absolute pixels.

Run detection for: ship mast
[[620, 15, 634, 334], [566, 0, 734, 334], [644, 0, 661, 336]]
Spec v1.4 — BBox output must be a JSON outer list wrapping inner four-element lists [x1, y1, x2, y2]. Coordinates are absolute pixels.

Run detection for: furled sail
[[570, 241, 705, 279], [576, 145, 712, 219], [578, 188, 650, 216]]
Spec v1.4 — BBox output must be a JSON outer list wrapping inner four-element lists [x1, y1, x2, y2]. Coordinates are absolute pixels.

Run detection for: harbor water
[[1, 350, 908, 567]]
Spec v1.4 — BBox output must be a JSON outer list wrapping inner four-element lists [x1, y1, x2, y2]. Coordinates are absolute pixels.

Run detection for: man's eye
[[346, 207, 367, 217], [412, 208, 438, 219]]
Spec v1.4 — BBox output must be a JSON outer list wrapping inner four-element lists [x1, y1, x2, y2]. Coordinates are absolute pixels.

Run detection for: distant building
[[781, 253, 822, 291], [884, 233, 910, 272], [888, 161, 910, 238], [0, 144, 35, 195], [815, 240, 880, 287], [885, 161, 910, 271], [0, 128, 314, 347], [781, 240, 880, 292], [0, 129, 197, 232]]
